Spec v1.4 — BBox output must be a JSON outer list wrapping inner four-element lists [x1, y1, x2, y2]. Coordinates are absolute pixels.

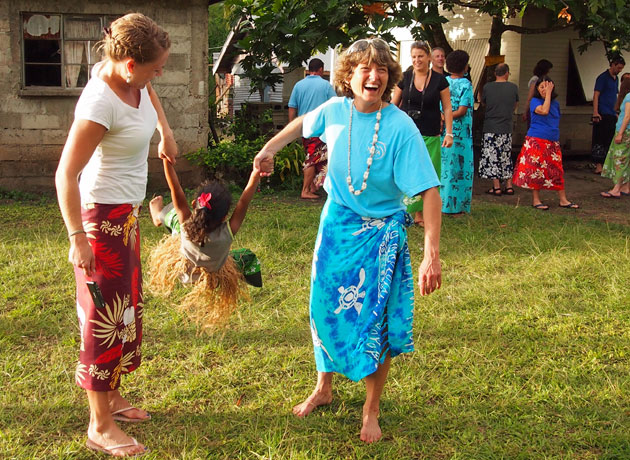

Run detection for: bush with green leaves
[[185, 105, 306, 190]]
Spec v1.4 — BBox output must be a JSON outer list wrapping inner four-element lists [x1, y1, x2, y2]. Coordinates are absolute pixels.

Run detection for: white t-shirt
[[528, 75, 538, 88], [75, 64, 158, 205]]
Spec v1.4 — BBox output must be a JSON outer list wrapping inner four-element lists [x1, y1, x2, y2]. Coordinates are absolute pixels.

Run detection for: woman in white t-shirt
[[55, 13, 174, 457]]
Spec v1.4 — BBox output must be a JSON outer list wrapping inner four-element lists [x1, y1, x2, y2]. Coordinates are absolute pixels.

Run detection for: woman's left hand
[[159, 132, 178, 165], [441, 136, 453, 148], [418, 256, 442, 296], [254, 149, 276, 177]]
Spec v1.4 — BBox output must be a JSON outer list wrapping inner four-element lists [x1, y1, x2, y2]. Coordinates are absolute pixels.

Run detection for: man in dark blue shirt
[[592, 56, 625, 174]]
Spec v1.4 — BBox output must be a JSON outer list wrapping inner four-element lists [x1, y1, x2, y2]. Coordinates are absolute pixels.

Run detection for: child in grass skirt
[[148, 157, 265, 328]]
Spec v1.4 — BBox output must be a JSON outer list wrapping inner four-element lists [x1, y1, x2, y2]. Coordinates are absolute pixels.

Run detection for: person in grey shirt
[[479, 63, 519, 195]]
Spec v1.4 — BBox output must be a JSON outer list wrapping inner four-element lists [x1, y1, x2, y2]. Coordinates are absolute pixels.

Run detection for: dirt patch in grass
[[474, 158, 629, 226]]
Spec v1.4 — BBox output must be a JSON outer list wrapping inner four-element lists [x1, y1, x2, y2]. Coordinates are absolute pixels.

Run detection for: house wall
[[440, 6, 594, 153], [0, 0, 209, 193], [440, 5, 522, 90]]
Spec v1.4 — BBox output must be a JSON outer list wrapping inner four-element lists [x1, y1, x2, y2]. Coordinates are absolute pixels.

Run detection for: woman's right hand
[[615, 132, 623, 144], [69, 234, 95, 277]]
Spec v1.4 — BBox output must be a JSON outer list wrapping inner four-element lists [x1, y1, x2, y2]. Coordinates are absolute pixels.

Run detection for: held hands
[[418, 255, 442, 296], [254, 156, 274, 177], [158, 132, 178, 165], [69, 234, 95, 277], [254, 149, 275, 177]]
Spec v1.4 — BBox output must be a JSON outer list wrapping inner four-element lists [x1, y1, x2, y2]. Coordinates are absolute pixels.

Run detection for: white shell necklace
[[347, 100, 382, 195]]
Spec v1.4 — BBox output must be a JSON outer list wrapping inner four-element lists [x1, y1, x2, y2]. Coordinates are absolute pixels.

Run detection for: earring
[[126, 74, 131, 84]]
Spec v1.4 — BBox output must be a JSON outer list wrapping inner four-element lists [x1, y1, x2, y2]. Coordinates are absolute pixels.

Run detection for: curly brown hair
[[99, 13, 170, 64], [333, 38, 402, 101], [183, 180, 232, 246]]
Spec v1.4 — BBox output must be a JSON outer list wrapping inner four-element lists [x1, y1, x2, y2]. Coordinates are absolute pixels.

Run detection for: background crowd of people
[[393, 43, 628, 215]]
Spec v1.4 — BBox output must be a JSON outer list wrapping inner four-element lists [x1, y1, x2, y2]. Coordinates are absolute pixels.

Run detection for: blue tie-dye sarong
[[310, 199, 415, 382]]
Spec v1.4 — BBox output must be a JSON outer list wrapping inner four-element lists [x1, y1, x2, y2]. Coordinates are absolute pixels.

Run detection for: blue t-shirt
[[303, 97, 440, 218], [527, 98, 560, 142], [594, 70, 619, 116], [288, 75, 337, 116], [616, 93, 630, 131]]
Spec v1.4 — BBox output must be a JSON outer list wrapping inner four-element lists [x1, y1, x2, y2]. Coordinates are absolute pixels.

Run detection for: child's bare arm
[[162, 158, 192, 224], [229, 159, 270, 235]]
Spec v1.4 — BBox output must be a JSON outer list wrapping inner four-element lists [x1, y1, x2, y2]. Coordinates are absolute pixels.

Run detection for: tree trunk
[[424, 4, 453, 55], [482, 16, 505, 87], [428, 23, 453, 55]]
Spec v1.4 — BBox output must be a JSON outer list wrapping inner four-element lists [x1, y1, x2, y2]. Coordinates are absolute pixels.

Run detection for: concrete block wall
[[0, 0, 208, 193]]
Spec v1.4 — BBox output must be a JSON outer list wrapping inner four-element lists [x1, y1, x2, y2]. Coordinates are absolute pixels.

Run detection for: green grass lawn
[[1, 195, 629, 459]]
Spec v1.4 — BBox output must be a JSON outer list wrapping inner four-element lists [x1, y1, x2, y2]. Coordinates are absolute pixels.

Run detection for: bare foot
[[300, 192, 320, 200], [292, 389, 332, 417], [149, 196, 163, 227], [108, 391, 151, 422], [360, 408, 382, 443], [87, 423, 146, 457]]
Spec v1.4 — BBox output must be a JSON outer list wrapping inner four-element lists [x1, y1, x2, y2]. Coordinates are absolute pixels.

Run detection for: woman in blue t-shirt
[[254, 38, 442, 444], [512, 77, 579, 210]]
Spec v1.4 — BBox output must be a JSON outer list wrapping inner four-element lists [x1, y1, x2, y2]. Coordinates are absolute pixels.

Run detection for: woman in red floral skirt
[[513, 77, 579, 210], [56, 13, 175, 457]]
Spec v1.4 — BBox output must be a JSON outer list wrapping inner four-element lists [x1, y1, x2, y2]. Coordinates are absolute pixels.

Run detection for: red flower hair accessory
[[197, 192, 212, 210]]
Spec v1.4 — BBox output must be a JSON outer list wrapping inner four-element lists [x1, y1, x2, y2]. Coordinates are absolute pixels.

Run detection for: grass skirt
[[147, 235, 248, 329]]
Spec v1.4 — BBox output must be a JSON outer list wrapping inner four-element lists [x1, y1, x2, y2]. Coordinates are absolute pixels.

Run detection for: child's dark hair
[[183, 180, 232, 246], [445, 49, 469, 75]]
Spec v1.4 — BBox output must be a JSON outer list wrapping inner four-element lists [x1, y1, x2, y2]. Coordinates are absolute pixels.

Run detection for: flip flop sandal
[[111, 407, 152, 423], [485, 187, 502, 196], [503, 187, 515, 195], [532, 204, 549, 210], [559, 202, 579, 209], [621, 191, 630, 196], [600, 191, 621, 199], [86, 437, 148, 457]]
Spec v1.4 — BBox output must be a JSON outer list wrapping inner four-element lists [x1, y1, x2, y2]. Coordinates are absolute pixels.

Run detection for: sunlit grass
[[1, 196, 629, 459]]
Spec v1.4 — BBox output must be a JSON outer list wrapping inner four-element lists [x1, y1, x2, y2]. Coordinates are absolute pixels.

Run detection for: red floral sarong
[[302, 136, 328, 189], [74, 203, 143, 392], [512, 136, 564, 190]]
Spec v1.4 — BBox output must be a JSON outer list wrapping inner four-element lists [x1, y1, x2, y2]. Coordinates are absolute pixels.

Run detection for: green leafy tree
[[221, 0, 630, 90], [224, 0, 413, 93]]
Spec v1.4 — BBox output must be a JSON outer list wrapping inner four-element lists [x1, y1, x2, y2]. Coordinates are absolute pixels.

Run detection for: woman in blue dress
[[254, 38, 443, 443], [441, 50, 474, 214]]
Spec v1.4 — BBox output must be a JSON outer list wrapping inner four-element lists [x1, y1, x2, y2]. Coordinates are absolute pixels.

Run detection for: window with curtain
[[21, 12, 120, 90]]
